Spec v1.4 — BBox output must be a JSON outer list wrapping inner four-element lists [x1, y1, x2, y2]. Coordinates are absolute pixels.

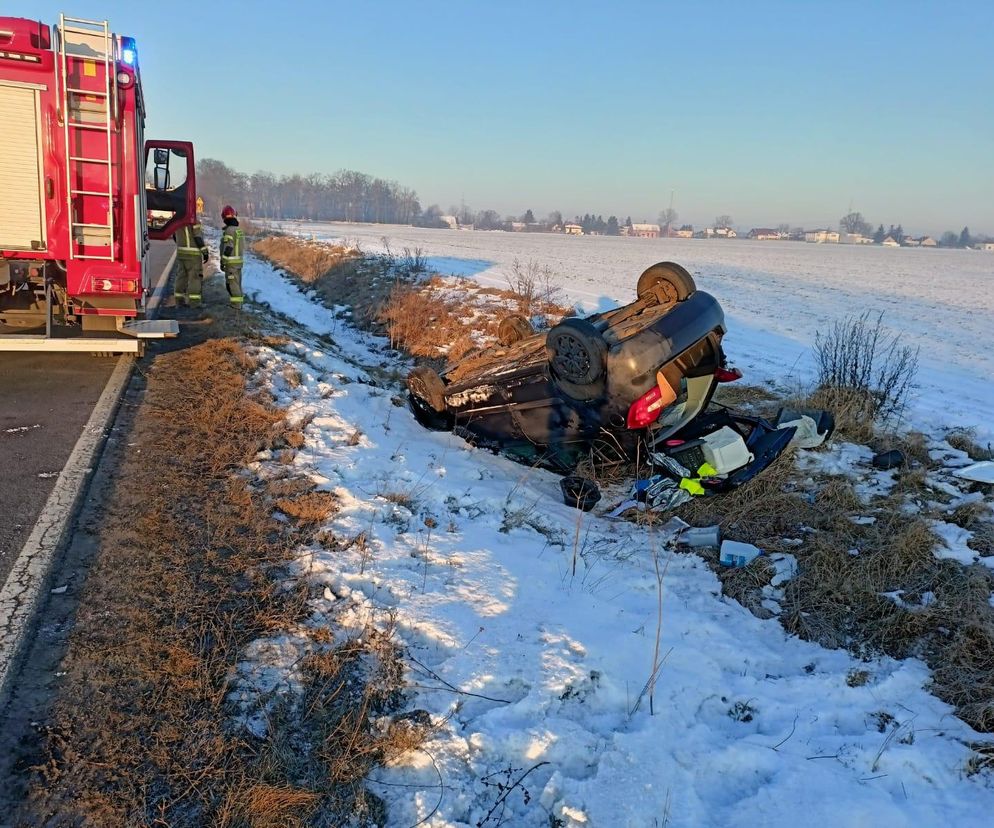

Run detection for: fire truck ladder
[[57, 15, 115, 263]]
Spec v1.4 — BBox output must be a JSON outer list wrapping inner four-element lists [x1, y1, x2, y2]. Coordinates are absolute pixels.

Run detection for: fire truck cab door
[[144, 140, 196, 240]]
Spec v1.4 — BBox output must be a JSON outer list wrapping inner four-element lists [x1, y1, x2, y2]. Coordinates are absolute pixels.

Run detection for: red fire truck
[[0, 13, 195, 353]]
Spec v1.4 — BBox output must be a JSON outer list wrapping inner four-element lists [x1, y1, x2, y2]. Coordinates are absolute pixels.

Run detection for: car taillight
[[627, 385, 667, 429], [715, 367, 743, 382], [91, 276, 138, 293]]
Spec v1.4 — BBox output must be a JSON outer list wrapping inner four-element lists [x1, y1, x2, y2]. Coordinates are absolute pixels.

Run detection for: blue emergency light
[[120, 36, 136, 66]]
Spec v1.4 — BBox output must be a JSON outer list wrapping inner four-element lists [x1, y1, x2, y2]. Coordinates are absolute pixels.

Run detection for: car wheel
[[497, 314, 534, 346], [636, 262, 697, 305], [409, 393, 454, 431], [546, 317, 607, 386], [407, 365, 447, 412]]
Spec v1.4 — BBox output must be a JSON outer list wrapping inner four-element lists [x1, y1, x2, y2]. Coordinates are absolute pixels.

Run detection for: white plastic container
[[699, 426, 753, 474], [720, 540, 763, 567]]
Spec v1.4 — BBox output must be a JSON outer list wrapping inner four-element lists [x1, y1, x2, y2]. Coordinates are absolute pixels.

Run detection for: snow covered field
[[272, 221, 994, 441], [239, 252, 994, 827]]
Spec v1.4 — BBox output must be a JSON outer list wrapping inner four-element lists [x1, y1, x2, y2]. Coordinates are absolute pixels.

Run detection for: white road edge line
[[0, 355, 133, 694], [0, 245, 175, 697], [146, 246, 176, 317]]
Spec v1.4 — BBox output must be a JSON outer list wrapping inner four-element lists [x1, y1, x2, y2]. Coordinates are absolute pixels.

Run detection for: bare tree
[[777, 223, 790, 236], [476, 209, 502, 230], [197, 157, 424, 225], [715, 214, 733, 229], [840, 211, 873, 235], [658, 208, 679, 235]]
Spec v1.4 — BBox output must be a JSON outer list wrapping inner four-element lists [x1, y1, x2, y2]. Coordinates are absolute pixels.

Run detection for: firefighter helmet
[[221, 205, 237, 219]]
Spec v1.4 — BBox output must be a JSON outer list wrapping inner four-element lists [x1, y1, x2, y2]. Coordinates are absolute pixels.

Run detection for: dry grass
[[18, 337, 415, 825], [951, 499, 991, 530], [775, 503, 994, 731], [255, 235, 400, 330], [794, 385, 878, 444], [252, 236, 357, 283], [275, 490, 338, 524], [377, 274, 572, 368], [872, 429, 933, 468], [378, 281, 481, 363], [711, 382, 781, 411], [946, 429, 994, 461], [680, 449, 813, 552], [674, 398, 994, 733], [968, 522, 994, 557]]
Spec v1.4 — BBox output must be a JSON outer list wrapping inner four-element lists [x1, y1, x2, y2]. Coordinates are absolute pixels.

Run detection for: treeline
[[432, 206, 638, 234], [195, 159, 422, 224], [842, 211, 984, 247]]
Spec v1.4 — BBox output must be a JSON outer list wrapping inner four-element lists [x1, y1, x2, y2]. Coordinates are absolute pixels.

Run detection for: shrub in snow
[[813, 311, 919, 427]]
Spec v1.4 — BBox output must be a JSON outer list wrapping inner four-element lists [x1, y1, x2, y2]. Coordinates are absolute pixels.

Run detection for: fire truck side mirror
[[144, 140, 197, 241]]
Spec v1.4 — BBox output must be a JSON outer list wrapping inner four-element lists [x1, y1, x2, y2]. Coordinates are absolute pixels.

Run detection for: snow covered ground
[[240, 252, 994, 827], [271, 221, 994, 442]]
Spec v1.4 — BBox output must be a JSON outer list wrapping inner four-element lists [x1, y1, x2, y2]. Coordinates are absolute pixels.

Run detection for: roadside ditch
[[255, 232, 994, 745]]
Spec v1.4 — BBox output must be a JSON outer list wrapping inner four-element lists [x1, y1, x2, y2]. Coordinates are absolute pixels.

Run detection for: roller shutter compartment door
[[0, 83, 46, 251]]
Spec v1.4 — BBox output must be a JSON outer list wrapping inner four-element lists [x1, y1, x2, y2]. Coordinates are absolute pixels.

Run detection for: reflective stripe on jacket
[[220, 225, 245, 266], [173, 222, 206, 258]]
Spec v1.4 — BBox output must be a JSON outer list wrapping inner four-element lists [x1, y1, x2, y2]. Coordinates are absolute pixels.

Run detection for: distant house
[[902, 236, 920, 247], [748, 228, 780, 240], [631, 223, 660, 238], [440, 215, 459, 230], [919, 236, 937, 247], [840, 233, 870, 245], [508, 221, 527, 232], [881, 236, 900, 247], [976, 242, 994, 251], [713, 226, 736, 238], [805, 229, 840, 244], [675, 224, 694, 238], [564, 223, 584, 236]]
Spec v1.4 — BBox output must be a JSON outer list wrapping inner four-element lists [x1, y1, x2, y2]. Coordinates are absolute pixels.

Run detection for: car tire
[[409, 393, 454, 431], [407, 365, 447, 412], [497, 314, 535, 345], [546, 317, 607, 387], [636, 262, 697, 305]]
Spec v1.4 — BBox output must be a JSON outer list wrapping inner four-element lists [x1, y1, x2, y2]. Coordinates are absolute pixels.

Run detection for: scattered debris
[[559, 476, 601, 511], [775, 408, 835, 449], [720, 540, 763, 567], [956, 462, 994, 485], [678, 525, 722, 548], [872, 449, 907, 470]]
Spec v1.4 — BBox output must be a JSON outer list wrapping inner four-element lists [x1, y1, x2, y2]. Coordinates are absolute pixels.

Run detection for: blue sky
[[10, 1, 993, 233]]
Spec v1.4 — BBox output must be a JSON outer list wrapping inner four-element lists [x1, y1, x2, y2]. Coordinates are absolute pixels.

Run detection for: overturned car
[[407, 262, 831, 489]]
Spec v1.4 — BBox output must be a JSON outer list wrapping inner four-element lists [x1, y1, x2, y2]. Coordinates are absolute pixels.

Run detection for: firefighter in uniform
[[219, 205, 245, 307], [172, 220, 209, 307]]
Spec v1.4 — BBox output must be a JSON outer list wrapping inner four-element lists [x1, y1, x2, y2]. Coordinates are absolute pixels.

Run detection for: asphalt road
[[0, 242, 174, 589]]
